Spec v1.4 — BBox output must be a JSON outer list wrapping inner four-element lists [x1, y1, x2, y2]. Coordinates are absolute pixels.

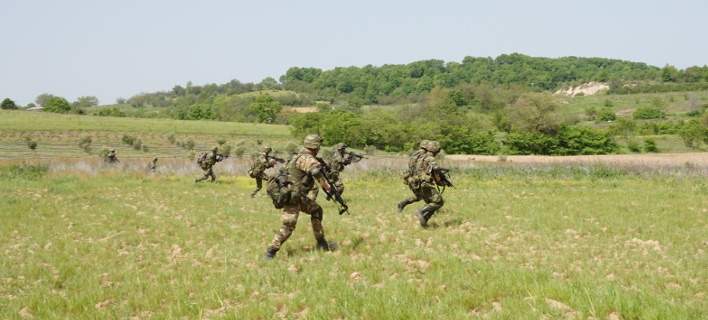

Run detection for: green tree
[[43, 97, 72, 113], [75, 96, 99, 108], [247, 94, 281, 123], [35, 93, 55, 106], [1, 98, 18, 110]]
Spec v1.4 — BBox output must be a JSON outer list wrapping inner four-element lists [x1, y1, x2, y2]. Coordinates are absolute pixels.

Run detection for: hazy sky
[[2, 0, 707, 104]]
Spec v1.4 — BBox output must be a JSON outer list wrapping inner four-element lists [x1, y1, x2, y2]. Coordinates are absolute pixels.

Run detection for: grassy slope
[[1, 168, 705, 319], [0, 110, 293, 159]]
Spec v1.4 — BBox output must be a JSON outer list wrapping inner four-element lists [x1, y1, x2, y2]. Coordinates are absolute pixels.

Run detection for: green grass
[[1, 166, 705, 319], [0, 110, 294, 160], [561, 90, 708, 120]]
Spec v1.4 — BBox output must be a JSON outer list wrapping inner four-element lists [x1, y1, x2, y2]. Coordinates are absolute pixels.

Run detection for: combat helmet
[[212, 146, 219, 152], [423, 140, 441, 153], [418, 140, 430, 150], [262, 146, 272, 154], [303, 134, 323, 149], [335, 143, 347, 150]]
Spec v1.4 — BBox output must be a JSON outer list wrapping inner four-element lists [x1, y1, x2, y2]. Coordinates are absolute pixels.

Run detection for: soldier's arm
[[309, 163, 332, 193]]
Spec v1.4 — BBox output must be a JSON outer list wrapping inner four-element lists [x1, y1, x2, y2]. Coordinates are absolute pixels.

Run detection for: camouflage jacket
[[252, 153, 278, 173], [329, 150, 360, 173], [406, 149, 438, 185], [288, 148, 330, 200]]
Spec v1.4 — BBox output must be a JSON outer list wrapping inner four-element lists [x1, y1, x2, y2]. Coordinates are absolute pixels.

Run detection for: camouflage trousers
[[268, 197, 325, 252], [250, 171, 266, 196], [399, 182, 444, 220], [329, 172, 345, 195], [196, 167, 216, 182]]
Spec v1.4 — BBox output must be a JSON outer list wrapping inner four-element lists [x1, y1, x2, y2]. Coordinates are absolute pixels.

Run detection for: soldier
[[147, 157, 158, 172], [248, 146, 284, 197], [397, 140, 445, 227], [104, 149, 119, 164], [195, 147, 224, 183], [265, 134, 335, 259], [327, 143, 365, 194]]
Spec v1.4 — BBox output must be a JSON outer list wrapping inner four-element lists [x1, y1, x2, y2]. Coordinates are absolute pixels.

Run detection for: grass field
[[1, 164, 705, 319], [0, 110, 293, 160]]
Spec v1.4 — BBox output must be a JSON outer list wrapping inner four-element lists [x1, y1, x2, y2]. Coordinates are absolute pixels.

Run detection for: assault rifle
[[349, 152, 367, 161], [268, 155, 286, 163], [315, 157, 350, 215], [431, 167, 454, 193]]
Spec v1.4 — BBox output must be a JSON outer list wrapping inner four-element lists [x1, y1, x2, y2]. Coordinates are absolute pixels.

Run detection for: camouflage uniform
[[327, 143, 363, 194], [148, 157, 158, 172], [265, 134, 333, 259], [104, 149, 119, 164], [397, 140, 444, 227], [249, 146, 278, 197], [195, 147, 224, 183]]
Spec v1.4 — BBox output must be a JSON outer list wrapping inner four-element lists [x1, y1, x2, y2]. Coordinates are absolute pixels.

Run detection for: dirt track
[[447, 152, 708, 168]]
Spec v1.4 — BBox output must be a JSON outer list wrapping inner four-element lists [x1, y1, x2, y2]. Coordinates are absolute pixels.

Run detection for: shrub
[[1, 98, 18, 110], [24, 137, 38, 150], [643, 138, 658, 152], [167, 134, 177, 144], [78, 136, 93, 153], [132, 139, 142, 150], [598, 109, 616, 121], [43, 97, 72, 113], [96, 107, 126, 117], [627, 140, 641, 153], [122, 135, 135, 145], [633, 107, 666, 120], [183, 139, 195, 150]]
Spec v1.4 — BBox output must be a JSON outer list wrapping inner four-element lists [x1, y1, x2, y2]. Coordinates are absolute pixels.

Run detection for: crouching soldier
[[265, 134, 335, 259]]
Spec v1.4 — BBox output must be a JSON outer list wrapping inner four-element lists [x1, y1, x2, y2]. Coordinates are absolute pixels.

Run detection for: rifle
[[431, 167, 454, 194], [268, 155, 286, 163], [315, 157, 349, 215], [349, 152, 367, 161]]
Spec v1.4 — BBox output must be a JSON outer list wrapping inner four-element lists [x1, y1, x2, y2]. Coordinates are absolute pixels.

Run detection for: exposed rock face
[[554, 82, 609, 97]]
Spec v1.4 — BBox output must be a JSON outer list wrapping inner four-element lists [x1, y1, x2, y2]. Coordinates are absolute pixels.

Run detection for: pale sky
[[1, 0, 707, 105]]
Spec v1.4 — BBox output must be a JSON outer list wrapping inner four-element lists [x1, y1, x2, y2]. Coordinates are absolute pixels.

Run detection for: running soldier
[[104, 149, 119, 164], [195, 147, 224, 183], [147, 157, 158, 172], [265, 134, 336, 259], [327, 143, 365, 194], [397, 140, 447, 227], [248, 146, 284, 197]]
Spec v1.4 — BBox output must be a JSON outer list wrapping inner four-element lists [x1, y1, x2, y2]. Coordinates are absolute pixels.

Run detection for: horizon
[[2, 0, 707, 105]]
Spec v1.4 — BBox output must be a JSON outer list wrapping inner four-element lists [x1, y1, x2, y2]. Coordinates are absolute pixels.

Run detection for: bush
[[598, 109, 617, 122], [24, 137, 38, 150], [43, 97, 72, 113], [167, 134, 177, 144], [504, 126, 617, 155], [643, 138, 658, 152], [122, 135, 135, 145], [633, 107, 666, 120], [96, 107, 126, 117], [78, 136, 93, 153], [132, 139, 143, 150], [627, 140, 641, 153]]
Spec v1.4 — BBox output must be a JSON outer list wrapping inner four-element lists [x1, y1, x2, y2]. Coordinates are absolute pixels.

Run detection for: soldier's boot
[[419, 203, 442, 227], [397, 199, 415, 213], [416, 209, 429, 228], [264, 247, 278, 260], [250, 188, 261, 198], [317, 238, 337, 251]]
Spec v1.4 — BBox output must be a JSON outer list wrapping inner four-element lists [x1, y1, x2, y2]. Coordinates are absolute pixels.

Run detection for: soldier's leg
[[418, 185, 444, 227], [195, 169, 209, 182], [208, 168, 216, 182], [265, 204, 300, 258], [304, 200, 330, 251], [251, 176, 263, 197], [398, 185, 422, 212]]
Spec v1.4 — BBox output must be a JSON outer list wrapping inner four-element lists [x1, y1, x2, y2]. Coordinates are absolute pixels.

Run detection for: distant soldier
[[397, 140, 448, 227], [248, 146, 284, 197], [104, 149, 119, 164], [147, 157, 158, 172], [265, 134, 336, 259], [327, 143, 365, 194], [195, 147, 224, 183]]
